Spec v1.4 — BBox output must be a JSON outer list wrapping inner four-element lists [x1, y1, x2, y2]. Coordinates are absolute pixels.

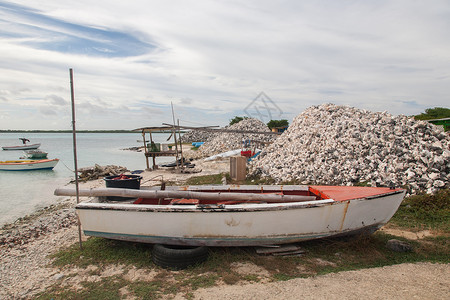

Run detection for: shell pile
[[249, 104, 449, 195], [181, 129, 216, 143], [193, 118, 276, 158]]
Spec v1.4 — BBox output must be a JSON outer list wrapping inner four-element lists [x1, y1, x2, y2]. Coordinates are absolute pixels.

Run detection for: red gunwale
[[310, 186, 404, 201]]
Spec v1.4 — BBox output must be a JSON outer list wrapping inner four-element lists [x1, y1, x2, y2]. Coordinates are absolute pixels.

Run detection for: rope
[[60, 160, 75, 173]]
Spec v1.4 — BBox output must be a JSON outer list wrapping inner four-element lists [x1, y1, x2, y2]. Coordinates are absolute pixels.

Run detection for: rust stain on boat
[[339, 201, 350, 231]]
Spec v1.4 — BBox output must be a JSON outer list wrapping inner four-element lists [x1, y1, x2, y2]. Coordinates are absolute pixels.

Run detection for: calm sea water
[[0, 132, 174, 226]]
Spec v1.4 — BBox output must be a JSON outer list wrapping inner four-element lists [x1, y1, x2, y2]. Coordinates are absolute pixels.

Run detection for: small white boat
[[54, 185, 405, 247], [24, 150, 48, 159], [2, 143, 41, 151], [204, 149, 241, 161], [0, 158, 59, 171]]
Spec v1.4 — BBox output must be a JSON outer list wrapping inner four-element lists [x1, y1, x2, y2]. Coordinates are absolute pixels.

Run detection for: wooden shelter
[[134, 123, 281, 170], [133, 126, 182, 170]]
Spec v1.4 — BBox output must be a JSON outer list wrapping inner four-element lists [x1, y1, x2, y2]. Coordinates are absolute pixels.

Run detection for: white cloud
[[0, 0, 449, 129], [45, 94, 67, 106]]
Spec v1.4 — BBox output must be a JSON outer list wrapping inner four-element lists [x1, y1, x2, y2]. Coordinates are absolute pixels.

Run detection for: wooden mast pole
[[171, 102, 180, 170], [150, 131, 156, 169], [69, 68, 83, 250], [177, 119, 184, 170], [142, 130, 150, 170]]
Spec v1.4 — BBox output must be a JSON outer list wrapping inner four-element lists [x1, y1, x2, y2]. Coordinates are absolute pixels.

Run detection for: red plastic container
[[241, 150, 253, 158]]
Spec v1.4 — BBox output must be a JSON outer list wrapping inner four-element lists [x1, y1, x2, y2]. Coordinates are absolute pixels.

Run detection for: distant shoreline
[[0, 130, 185, 134]]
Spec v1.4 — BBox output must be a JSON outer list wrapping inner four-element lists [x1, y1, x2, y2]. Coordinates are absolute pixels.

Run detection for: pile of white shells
[[194, 118, 276, 158], [249, 104, 449, 195], [181, 129, 215, 143]]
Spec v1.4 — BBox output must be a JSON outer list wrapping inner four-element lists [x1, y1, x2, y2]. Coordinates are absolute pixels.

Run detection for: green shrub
[[267, 119, 289, 129], [229, 116, 248, 126]]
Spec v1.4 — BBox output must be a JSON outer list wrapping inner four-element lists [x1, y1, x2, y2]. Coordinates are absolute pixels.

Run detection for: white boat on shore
[[0, 158, 59, 171], [54, 185, 405, 247], [204, 149, 241, 161]]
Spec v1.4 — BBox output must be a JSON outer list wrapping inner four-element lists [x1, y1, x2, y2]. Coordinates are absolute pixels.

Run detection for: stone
[[429, 173, 440, 180], [433, 180, 445, 188], [53, 273, 64, 280], [386, 239, 413, 252]]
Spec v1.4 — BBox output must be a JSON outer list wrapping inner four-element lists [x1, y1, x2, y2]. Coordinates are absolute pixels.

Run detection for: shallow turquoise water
[[0, 132, 173, 225]]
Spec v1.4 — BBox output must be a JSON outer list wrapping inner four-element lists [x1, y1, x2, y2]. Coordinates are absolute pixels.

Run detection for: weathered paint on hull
[[76, 190, 405, 246], [83, 224, 381, 246]]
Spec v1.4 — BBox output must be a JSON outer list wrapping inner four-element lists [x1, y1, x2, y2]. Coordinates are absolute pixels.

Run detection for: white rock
[[431, 141, 443, 150], [433, 180, 445, 188], [429, 173, 440, 180]]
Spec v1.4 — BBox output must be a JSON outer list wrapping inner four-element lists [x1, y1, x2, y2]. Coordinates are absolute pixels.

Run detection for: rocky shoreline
[[0, 196, 79, 298], [0, 198, 77, 249]]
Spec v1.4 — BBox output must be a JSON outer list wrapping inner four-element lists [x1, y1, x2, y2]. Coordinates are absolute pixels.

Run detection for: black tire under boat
[[152, 244, 209, 270]]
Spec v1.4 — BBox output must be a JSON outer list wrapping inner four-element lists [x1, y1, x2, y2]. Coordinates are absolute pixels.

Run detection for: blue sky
[[0, 0, 449, 130]]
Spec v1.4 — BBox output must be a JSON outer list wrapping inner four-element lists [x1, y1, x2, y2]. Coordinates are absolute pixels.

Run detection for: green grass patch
[[184, 173, 230, 185], [391, 189, 450, 232], [51, 237, 153, 268], [37, 276, 127, 300], [179, 273, 219, 290], [128, 280, 164, 299]]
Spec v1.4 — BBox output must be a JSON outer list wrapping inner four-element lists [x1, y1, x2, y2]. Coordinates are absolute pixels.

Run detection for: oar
[[54, 188, 317, 203]]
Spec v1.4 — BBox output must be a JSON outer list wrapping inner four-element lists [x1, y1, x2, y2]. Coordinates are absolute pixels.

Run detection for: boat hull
[[75, 186, 405, 246], [2, 143, 41, 150], [24, 150, 48, 159], [0, 159, 59, 171]]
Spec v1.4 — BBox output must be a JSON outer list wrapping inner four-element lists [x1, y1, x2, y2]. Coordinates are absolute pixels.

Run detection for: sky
[[0, 0, 449, 130]]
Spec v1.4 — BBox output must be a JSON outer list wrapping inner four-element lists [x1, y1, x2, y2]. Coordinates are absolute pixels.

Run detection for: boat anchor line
[[60, 160, 75, 173]]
